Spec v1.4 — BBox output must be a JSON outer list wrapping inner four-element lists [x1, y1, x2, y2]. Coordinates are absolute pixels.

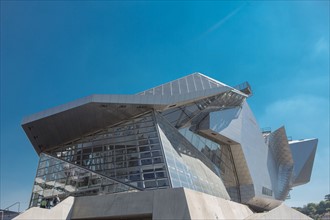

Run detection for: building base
[[14, 188, 311, 220]]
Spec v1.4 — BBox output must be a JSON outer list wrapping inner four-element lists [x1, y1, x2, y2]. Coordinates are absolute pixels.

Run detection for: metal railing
[[0, 202, 21, 220], [4, 202, 20, 213], [234, 81, 253, 96], [261, 127, 272, 133]]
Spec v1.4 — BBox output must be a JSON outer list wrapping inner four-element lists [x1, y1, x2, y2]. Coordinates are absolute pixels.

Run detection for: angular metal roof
[[137, 72, 233, 96], [22, 73, 248, 154]]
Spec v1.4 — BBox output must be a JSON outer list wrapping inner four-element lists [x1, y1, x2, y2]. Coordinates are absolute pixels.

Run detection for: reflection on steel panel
[[267, 127, 293, 200], [289, 139, 318, 187]]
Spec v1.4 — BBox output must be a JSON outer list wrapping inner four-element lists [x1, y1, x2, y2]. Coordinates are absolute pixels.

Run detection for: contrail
[[202, 3, 247, 37]]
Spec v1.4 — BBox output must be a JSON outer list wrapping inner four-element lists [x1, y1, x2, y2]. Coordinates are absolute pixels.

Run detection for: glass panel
[[145, 180, 157, 188], [157, 179, 169, 187], [143, 173, 155, 180], [178, 127, 240, 201], [156, 112, 232, 200], [29, 153, 139, 208], [141, 159, 152, 165]]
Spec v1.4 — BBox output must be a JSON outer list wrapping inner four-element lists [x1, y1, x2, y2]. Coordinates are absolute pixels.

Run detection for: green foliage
[[292, 195, 330, 220], [325, 194, 330, 201]]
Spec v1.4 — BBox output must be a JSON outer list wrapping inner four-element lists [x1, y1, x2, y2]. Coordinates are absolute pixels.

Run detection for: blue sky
[[1, 1, 329, 211]]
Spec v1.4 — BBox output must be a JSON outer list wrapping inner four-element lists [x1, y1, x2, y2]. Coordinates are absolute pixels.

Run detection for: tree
[[317, 201, 327, 215], [292, 195, 330, 220], [325, 194, 330, 201], [306, 203, 317, 216]]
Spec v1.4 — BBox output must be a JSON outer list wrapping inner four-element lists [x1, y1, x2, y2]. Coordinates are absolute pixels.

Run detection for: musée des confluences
[[22, 73, 317, 212]]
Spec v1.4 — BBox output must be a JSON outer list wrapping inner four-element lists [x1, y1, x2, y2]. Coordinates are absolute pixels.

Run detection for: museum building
[[19, 73, 317, 219]]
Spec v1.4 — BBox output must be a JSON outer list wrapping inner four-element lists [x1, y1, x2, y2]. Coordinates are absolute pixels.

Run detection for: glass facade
[[179, 128, 241, 202], [29, 111, 171, 208], [30, 109, 240, 207], [48, 111, 170, 190], [30, 153, 138, 207], [155, 112, 230, 199]]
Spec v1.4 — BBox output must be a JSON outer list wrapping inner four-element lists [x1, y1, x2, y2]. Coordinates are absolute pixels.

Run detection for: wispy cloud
[[313, 36, 329, 57], [202, 3, 247, 37], [259, 95, 329, 137]]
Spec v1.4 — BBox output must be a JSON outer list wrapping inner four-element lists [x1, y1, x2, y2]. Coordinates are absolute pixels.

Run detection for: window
[[262, 187, 273, 196]]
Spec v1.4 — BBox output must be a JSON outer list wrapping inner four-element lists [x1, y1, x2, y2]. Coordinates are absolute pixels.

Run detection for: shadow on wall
[[267, 144, 279, 200], [210, 107, 242, 132]]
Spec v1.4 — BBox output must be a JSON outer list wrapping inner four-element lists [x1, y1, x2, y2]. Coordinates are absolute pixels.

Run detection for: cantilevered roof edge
[[22, 86, 247, 125]]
